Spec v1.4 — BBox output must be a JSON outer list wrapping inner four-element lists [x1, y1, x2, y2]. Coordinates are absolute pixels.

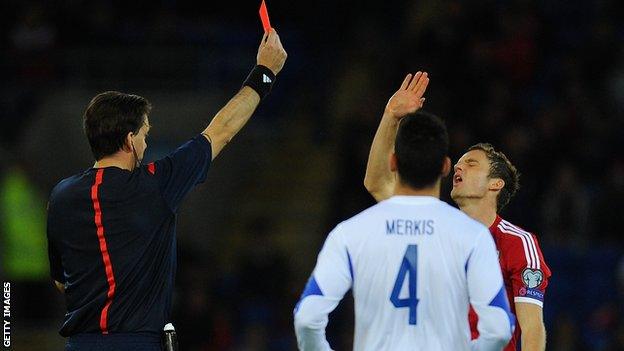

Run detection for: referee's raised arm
[[46, 28, 287, 351], [203, 28, 287, 159]]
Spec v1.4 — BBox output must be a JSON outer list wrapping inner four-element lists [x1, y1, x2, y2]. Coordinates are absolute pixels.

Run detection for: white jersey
[[294, 196, 514, 351]]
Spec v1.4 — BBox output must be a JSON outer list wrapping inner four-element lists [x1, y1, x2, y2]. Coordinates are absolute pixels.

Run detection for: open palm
[[385, 72, 430, 120]]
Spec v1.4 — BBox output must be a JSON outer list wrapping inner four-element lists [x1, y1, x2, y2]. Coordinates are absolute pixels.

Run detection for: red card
[[259, 0, 272, 32]]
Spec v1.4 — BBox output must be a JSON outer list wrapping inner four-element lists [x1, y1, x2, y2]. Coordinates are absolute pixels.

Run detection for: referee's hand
[[257, 29, 287, 75]]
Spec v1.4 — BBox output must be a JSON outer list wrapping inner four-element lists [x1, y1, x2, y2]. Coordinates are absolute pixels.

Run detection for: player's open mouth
[[453, 174, 462, 186]]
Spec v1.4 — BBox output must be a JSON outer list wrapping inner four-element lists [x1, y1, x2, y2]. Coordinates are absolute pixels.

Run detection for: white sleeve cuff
[[514, 297, 543, 308]]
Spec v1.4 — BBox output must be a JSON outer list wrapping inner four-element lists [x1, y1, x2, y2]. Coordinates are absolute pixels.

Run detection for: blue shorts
[[65, 332, 162, 351]]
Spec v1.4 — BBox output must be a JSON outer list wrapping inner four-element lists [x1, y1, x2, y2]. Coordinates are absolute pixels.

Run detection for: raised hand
[[257, 29, 288, 75], [385, 72, 430, 120]]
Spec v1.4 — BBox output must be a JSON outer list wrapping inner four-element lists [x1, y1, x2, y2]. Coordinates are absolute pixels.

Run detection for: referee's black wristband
[[242, 65, 276, 99]]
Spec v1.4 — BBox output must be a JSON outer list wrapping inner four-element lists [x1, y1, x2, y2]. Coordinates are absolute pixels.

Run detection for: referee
[[46, 29, 286, 351]]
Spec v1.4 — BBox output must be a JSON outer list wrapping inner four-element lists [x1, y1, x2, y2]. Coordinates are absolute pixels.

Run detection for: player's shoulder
[[421, 199, 489, 237], [494, 217, 545, 261], [337, 200, 387, 230], [442, 202, 487, 231], [494, 217, 539, 243], [495, 217, 551, 277]]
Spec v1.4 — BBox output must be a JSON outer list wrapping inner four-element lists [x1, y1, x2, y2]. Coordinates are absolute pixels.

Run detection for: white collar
[[384, 195, 441, 205]]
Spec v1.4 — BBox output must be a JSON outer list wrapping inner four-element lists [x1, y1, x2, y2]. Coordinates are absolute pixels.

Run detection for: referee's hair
[[83, 91, 152, 160], [395, 111, 449, 189]]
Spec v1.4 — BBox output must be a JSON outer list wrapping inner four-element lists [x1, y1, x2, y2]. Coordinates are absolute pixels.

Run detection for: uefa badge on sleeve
[[521, 268, 544, 289]]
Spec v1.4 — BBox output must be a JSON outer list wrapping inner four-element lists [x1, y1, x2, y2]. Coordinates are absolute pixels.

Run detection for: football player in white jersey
[[294, 73, 514, 351]]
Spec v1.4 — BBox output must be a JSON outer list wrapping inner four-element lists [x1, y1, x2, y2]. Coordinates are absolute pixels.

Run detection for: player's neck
[[94, 152, 135, 171], [459, 200, 498, 228], [393, 180, 440, 199]]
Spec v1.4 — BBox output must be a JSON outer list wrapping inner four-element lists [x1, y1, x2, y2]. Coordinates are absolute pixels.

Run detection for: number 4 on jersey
[[390, 244, 419, 325]]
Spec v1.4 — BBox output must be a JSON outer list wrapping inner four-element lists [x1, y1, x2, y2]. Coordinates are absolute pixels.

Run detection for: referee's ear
[[122, 132, 134, 153]]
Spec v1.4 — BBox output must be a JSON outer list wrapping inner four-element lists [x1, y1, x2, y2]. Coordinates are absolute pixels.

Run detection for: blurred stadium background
[[1, 0, 623, 350]]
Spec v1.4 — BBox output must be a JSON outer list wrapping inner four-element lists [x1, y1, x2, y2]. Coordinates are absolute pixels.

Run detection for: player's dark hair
[[468, 143, 520, 211], [83, 91, 151, 160], [395, 111, 449, 189]]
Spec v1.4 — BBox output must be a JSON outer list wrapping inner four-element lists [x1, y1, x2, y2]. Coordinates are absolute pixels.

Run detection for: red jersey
[[469, 216, 551, 351]]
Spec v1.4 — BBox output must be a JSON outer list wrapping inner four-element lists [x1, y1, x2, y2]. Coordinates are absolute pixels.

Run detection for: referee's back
[[47, 135, 211, 337]]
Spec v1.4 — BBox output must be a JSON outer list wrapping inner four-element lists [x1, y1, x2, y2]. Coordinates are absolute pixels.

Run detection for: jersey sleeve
[[293, 224, 353, 351], [467, 229, 515, 351], [46, 202, 65, 283], [506, 232, 551, 307], [47, 240, 65, 283], [148, 135, 212, 211]]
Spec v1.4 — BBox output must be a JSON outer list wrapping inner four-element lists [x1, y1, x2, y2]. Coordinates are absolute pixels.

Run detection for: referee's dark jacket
[[47, 135, 211, 337]]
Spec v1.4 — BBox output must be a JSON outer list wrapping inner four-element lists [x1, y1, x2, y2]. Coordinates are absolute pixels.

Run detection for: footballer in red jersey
[[452, 144, 551, 351], [364, 73, 550, 351]]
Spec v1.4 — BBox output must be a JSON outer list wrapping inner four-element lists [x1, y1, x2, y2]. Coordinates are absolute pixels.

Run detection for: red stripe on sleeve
[[91, 169, 117, 334]]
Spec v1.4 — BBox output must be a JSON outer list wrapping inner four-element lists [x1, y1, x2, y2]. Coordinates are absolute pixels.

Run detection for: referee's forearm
[[203, 86, 261, 159]]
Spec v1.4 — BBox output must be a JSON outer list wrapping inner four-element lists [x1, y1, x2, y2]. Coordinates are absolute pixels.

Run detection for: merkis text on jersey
[[386, 219, 435, 235]]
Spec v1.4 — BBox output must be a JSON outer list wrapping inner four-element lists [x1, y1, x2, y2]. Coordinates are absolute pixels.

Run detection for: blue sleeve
[[150, 135, 212, 211], [467, 229, 515, 350]]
